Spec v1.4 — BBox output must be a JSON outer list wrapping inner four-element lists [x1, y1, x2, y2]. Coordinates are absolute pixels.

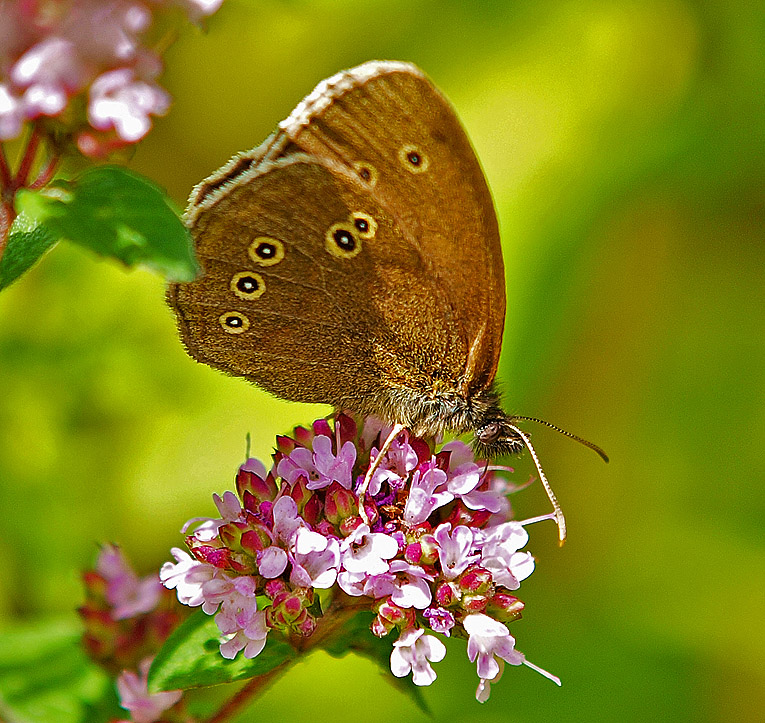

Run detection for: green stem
[[203, 660, 294, 723], [14, 126, 40, 188]]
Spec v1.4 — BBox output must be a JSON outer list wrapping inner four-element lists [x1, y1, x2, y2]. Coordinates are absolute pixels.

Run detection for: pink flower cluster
[[0, 0, 224, 155], [160, 414, 561, 701]]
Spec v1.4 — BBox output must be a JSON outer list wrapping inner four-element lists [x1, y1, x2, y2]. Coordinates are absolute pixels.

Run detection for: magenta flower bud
[[336, 413, 357, 447], [416, 533, 439, 565], [240, 526, 272, 555], [339, 514, 364, 537], [324, 482, 357, 525], [236, 468, 277, 503], [289, 477, 312, 513], [303, 493, 323, 526], [371, 615, 394, 638], [435, 582, 456, 607], [294, 426, 313, 447], [191, 545, 232, 569], [462, 594, 489, 613], [410, 437, 432, 464], [313, 418, 333, 439], [457, 566, 493, 595], [276, 435, 296, 455], [264, 579, 289, 599], [404, 542, 422, 565], [486, 592, 525, 622], [295, 610, 317, 637], [315, 520, 336, 537], [376, 599, 409, 625]]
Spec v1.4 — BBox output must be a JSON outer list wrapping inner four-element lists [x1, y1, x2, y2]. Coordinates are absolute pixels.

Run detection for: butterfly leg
[[507, 424, 568, 544], [358, 423, 406, 526]]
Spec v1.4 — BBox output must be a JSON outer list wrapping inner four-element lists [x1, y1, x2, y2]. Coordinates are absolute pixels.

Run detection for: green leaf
[[320, 612, 431, 716], [15, 166, 200, 281], [148, 609, 296, 692], [0, 211, 58, 290], [0, 617, 119, 723]]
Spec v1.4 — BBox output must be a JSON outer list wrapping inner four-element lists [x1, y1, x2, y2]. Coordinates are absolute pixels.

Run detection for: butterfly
[[168, 61, 607, 541]]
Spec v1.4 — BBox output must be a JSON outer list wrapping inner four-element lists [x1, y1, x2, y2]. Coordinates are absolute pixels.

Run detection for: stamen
[[522, 659, 561, 686]]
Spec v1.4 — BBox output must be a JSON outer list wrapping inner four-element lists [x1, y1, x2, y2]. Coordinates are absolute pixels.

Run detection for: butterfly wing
[[169, 61, 505, 428], [169, 146, 468, 422], [278, 61, 506, 393]]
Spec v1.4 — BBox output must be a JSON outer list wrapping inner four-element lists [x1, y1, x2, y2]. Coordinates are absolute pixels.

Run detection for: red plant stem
[[28, 153, 60, 189], [14, 126, 40, 188], [203, 661, 294, 723], [0, 202, 13, 260], [0, 144, 12, 190]]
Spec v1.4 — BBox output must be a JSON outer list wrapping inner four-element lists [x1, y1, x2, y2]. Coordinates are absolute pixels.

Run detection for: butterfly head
[[473, 413, 526, 459]]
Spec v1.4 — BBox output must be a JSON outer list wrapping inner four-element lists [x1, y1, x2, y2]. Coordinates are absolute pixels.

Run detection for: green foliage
[[8, 166, 199, 289], [148, 609, 295, 692], [0, 618, 118, 723], [0, 211, 58, 290]]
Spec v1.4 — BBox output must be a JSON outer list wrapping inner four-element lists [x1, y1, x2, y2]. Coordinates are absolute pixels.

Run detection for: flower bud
[[313, 418, 333, 439], [339, 514, 364, 537], [486, 592, 525, 622], [462, 594, 489, 613], [324, 482, 357, 525], [457, 566, 493, 595], [236, 468, 277, 503], [239, 525, 272, 555], [435, 582, 456, 607], [336, 413, 357, 447], [264, 579, 289, 599]]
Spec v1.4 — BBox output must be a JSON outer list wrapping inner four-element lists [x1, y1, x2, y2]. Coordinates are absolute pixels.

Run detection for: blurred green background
[[1, 0, 763, 721]]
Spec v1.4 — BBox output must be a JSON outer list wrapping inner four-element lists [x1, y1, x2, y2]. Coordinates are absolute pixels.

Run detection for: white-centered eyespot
[[248, 236, 285, 266], [398, 144, 429, 173], [219, 311, 250, 334], [352, 160, 378, 187], [349, 212, 377, 239], [325, 222, 362, 259], [230, 271, 265, 300]]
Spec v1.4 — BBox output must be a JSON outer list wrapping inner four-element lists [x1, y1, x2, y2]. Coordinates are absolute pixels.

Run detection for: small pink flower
[[368, 438, 419, 495], [388, 561, 433, 609], [257, 545, 288, 578], [340, 524, 399, 575], [159, 548, 231, 614], [403, 464, 451, 526], [479, 522, 535, 590], [434, 523, 479, 580], [390, 628, 446, 686], [289, 528, 340, 589], [464, 613, 524, 681], [96, 544, 162, 620], [116, 657, 182, 723], [311, 434, 356, 490], [88, 67, 170, 142], [182, 490, 242, 542], [422, 607, 455, 636]]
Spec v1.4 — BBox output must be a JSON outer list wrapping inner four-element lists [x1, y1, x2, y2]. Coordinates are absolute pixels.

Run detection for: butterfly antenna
[[513, 416, 609, 463], [507, 424, 567, 545]]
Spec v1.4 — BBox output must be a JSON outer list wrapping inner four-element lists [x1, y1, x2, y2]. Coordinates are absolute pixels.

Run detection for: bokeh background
[[1, 0, 763, 721]]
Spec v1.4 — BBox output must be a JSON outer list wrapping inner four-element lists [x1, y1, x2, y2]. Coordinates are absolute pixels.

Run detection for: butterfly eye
[[350, 212, 377, 239], [399, 144, 430, 173], [325, 223, 362, 259], [219, 311, 250, 334], [230, 271, 266, 300], [352, 161, 378, 187], [249, 236, 285, 266]]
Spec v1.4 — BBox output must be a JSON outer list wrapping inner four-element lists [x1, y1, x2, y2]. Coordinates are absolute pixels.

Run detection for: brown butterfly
[[168, 61, 606, 541]]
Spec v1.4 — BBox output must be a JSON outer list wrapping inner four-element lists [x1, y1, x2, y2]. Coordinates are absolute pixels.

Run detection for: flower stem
[[0, 144, 12, 190], [14, 126, 41, 188], [203, 661, 293, 723], [28, 153, 60, 189]]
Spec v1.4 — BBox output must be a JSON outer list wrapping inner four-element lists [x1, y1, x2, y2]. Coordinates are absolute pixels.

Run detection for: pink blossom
[[423, 607, 456, 636], [311, 434, 356, 490], [368, 438, 419, 495], [340, 524, 399, 575], [479, 522, 535, 590], [289, 528, 340, 588], [159, 548, 231, 614], [0, 84, 24, 140], [434, 523, 479, 580], [271, 495, 303, 545], [390, 628, 446, 686], [182, 490, 242, 542], [257, 545, 288, 578], [219, 610, 269, 660], [116, 657, 182, 723], [96, 544, 162, 619], [464, 613, 524, 681], [402, 464, 451, 526], [87, 68, 170, 142], [388, 560, 433, 609]]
